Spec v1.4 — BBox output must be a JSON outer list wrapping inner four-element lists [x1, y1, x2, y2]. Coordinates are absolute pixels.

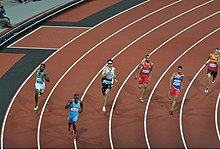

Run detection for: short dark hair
[[178, 66, 182, 69], [74, 94, 80, 99], [41, 63, 45, 67], [107, 59, 113, 64]]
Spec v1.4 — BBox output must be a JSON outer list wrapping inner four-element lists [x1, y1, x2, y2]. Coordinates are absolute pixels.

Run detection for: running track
[[1, 0, 220, 148]]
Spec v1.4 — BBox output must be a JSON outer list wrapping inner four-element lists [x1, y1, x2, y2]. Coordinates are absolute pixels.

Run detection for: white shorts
[[35, 82, 45, 93]]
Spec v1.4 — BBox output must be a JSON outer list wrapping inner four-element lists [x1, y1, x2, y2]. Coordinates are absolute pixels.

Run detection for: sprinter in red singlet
[[205, 48, 220, 93], [135, 54, 154, 102]]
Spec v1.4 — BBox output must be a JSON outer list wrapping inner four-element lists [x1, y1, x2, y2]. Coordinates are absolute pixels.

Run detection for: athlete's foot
[[139, 97, 144, 103], [205, 88, 209, 93], [68, 127, 70, 132], [73, 134, 77, 139], [169, 109, 173, 115], [102, 106, 106, 112], [34, 105, 38, 111], [212, 80, 215, 84]]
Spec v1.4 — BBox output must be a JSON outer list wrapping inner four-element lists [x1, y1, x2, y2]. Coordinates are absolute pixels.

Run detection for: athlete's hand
[[135, 75, 139, 80], [115, 78, 118, 82]]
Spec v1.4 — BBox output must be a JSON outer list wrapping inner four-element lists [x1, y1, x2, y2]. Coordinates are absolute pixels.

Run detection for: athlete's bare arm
[[79, 102, 83, 113], [65, 100, 72, 109], [114, 68, 118, 82], [135, 60, 144, 79], [43, 73, 50, 82], [169, 73, 174, 89]]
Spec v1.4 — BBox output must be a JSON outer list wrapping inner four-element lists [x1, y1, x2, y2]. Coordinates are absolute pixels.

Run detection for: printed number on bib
[[210, 63, 217, 68], [142, 69, 150, 74], [71, 107, 78, 112]]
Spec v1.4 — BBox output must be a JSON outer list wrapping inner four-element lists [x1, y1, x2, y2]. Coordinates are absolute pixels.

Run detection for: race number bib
[[142, 69, 150, 74], [70, 107, 78, 112], [210, 63, 217, 68]]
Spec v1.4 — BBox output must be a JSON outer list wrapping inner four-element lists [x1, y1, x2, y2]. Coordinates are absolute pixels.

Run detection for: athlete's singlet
[[172, 72, 184, 90], [36, 69, 45, 84], [208, 54, 219, 72], [140, 61, 153, 76]]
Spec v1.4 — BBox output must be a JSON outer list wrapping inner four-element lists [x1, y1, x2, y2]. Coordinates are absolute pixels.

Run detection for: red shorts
[[169, 86, 180, 96], [139, 75, 149, 84]]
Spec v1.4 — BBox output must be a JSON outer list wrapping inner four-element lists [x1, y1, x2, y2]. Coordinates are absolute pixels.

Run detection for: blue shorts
[[102, 83, 112, 95], [68, 114, 78, 124]]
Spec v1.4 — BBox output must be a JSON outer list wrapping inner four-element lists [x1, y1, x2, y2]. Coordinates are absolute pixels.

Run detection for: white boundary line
[[108, 1, 216, 149], [215, 92, 220, 141], [8, 46, 58, 50], [179, 28, 220, 149], [41, 25, 91, 29], [7, 26, 43, 48], [0, 1, 150, 149]]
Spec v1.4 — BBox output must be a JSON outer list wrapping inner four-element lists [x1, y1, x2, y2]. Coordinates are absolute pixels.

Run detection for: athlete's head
[[40, 63, 45, 72], [215, 48, 219, 54], [107, 59, 113, 67], [74, 94, 80, 100], [177, 66, 183, 74], [145, 54, 150, 63]]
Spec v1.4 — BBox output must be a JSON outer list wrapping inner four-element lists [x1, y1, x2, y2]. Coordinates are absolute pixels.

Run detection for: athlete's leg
[[212, 71, 217, 83], [139, 84, 147, 102], [72, 122, 77, 139], [205, 72, 211, 92], [34, 89, 39, 110], [103, 88, 110, 111], [170, 95, 178, 115]]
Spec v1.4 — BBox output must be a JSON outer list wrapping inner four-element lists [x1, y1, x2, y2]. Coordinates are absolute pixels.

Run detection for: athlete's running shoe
[[68, 127, 70, 132], [102, 107, 106, 112], [205, 88, 209, 93], [169, 110, 173, 115], [34, 105, 38, 111], [212, 80, 215, 84]]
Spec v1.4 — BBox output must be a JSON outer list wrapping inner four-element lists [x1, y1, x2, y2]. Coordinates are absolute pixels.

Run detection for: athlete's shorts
[[169, 86, 180, 96], [68, 114, 78, 124], [207, 69, 218, 78], [102, 83, 112, 95], [139, 75, 149, 84], [35, 82, 45, 94]]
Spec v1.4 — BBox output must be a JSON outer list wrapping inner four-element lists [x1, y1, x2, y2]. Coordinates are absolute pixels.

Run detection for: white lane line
[[1, 0, 150, 149], [179, 28, 220, 149], [41, 26, 91, 29], [8, 46, 58, 50], [215, 92, 220, 141], [7, 26, 43, 48]]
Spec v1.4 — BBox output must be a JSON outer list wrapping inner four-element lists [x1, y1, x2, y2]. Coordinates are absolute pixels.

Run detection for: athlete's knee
[[143, 85, 147, 90], [207, 73, 211, 78]]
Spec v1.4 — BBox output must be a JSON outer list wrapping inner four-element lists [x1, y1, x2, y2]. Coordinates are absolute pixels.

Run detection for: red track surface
[[2, 0, 220, 149]]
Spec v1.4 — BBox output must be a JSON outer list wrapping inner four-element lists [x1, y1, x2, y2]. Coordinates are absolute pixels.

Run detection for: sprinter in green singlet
[[34, 63, 50, 110]]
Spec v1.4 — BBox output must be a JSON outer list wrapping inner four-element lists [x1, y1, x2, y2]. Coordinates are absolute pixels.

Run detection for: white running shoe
[[205, 88, 209, 93], [102, 107, 106, 112], [212, 80, 215, 84]]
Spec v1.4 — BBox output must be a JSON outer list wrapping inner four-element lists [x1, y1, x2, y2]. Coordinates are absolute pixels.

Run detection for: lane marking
[[179, 28, 220, 149], [41, 26, 91, 29], [8, 46, 58, 50], [7, 26, 43, 48], [1, 0, 151, 149], [215, 92, 220, 141]]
